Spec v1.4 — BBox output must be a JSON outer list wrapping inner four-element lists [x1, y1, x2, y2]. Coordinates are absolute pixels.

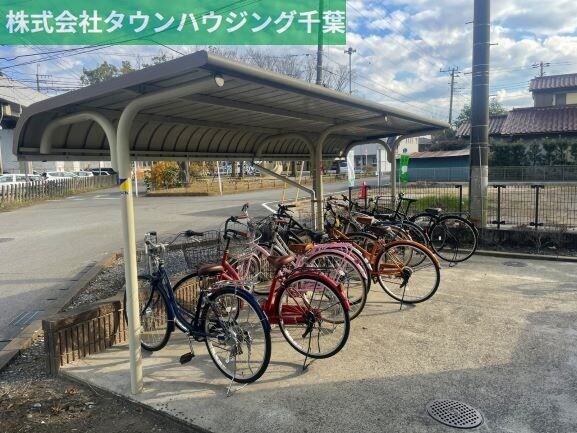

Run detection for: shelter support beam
[[388, 133, 427, 203], [314, 116, 388, 228], [39, 112, 118, 171], [251, 162, 316, 223], [116, 74, 225, 395]]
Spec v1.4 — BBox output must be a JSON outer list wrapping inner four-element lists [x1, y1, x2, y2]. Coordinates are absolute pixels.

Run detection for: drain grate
[[9, 310, 43, 327], [426, 399, 483, 429], [503, 261, 527, 268]]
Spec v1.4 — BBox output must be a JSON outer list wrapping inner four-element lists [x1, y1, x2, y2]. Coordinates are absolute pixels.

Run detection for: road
[[0, 180, 354, 348]]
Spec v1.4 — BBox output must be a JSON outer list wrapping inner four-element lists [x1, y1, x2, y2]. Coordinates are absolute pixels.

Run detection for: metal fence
[[489, 166, 577, 182], [0, 176, 117, 206], [353, 182, 577, 232]]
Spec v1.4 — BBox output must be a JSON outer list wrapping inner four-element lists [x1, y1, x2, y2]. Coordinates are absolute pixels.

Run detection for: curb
[[0, 253, 120, 373], [475, 249, 577, 263]]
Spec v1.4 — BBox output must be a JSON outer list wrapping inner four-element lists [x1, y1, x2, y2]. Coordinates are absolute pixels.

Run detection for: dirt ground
[[0, 339, 201, 433]]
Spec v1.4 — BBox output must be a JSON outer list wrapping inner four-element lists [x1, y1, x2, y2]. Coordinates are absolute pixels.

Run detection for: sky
[[2, 0, 577, 123]]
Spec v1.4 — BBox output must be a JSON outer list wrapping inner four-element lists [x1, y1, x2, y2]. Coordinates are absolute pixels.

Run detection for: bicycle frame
[[217, 238, 351, 321]]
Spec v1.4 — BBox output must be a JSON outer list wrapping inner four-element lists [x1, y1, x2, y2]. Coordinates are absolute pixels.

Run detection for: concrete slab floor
[[63, 255, 577, 433]]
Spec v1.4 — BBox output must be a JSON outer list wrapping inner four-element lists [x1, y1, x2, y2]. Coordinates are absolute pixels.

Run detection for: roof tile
[[530, 73, 577, 91]]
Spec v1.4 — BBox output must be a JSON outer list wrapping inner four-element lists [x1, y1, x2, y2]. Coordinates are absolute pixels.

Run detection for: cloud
[[2, 0, 577, 122]]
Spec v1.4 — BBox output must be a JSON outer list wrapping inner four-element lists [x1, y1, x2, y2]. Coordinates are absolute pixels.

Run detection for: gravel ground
[[0, 337, 201, 433], [1, 251, 206, 433]]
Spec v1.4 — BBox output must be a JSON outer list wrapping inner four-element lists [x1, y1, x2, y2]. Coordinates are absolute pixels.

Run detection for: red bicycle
[[173, 216, 351, 363]]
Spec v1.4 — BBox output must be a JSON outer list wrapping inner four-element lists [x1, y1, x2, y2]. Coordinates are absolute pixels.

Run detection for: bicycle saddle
[[266, 255, 295, 269], [198, 264, 224, 276]]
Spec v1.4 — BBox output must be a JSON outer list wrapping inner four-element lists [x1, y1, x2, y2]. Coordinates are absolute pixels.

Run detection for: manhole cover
[[426, 399, 483, 429], [0, 237, 14, 243], [503, 261, 527, 267]]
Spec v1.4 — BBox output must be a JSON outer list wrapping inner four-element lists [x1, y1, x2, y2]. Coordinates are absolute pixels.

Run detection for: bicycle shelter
[[13, 50, 448, 394]]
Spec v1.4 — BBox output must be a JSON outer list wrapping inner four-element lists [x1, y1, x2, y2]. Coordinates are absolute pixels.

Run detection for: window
[[554, 93, 566, 106]]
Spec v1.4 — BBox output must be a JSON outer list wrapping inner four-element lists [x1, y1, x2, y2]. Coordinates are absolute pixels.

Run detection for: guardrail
[[0, 175, 117, 206]]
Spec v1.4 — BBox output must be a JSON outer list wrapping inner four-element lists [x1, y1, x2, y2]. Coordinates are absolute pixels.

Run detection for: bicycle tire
[[367, 223, 410, 243], [375, 240, 440, 304], [347, 231, 379, 257], [410, 213, 439, 238], [397, 220, 430, 247], [276, 274, 350, 359], [123, 275, 171, 351], [304, 251, 368, 320], [201, 286, 271, 383], [430, 216, 478, 262], [172, 272, 206, 332]]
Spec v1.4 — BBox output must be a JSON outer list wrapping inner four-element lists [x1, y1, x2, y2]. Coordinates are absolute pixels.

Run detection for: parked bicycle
[[323, 202, 442, 304], [172, 217, 351, 365], [125, 230, 272, 390]]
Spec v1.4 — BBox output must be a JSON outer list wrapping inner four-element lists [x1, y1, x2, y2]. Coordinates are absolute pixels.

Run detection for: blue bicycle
[[125, 230, 271, 385]]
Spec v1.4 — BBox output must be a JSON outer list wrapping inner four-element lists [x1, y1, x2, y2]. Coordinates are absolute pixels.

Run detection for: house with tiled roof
[[457, 73, 577, 140]]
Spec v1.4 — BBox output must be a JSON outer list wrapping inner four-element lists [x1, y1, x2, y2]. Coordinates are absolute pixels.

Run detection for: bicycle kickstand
[[179, 335, 196, 364], [226, 357, 248, 397]]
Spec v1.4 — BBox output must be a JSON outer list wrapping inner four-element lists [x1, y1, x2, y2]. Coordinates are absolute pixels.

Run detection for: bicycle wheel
[[397, 220, 430, 247], [124, 275, 171, 351], [172, 272, 206, 332], [375, 241, 440, 304], [410, 213, 439, 239], [368, 223, 410, 243], [304, 251, 368, 320], [347, 231, 379, 256], [276, 274, 350, 359], [202, 286, 271, 383], [430, 216, 478, 262]]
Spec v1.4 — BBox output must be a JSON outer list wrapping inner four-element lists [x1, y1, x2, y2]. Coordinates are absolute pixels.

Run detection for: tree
[[524, 141, 543, 166], [80, 61, 121, 85], [453, 99, 508, 128]]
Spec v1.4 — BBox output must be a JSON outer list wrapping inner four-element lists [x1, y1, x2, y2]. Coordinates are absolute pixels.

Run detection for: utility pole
[[315, 0, 324, 86], [344, 47, 356, 95], [469, 0, 491, 227], [440, 66, 460, 124], [36, 65, 40, 92], [532, 61, 550, 77]]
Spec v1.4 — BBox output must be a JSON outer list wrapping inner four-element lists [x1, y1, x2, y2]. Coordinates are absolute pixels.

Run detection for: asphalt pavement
[[0, 180, 352, 349]]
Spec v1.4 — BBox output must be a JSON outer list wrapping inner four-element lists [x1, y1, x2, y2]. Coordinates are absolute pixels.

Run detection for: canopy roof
[[14, 50, 448, 162]]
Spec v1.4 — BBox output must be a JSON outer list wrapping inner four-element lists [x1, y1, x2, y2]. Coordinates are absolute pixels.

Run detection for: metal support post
[[530, 185, 544, 230], [251, 162, 316, 224], [491, 185, 506, 229], [117, 75, 224, 395], [455, 184, 463, 214]]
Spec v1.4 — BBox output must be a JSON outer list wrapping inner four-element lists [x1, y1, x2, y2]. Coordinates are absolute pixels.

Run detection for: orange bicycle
[[324, 206, 441, 304]]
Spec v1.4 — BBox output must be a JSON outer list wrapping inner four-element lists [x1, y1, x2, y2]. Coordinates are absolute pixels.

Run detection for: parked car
[[73, 171, 94, 177], [0, 173, 42, 186], [87, 168, 116, 176], [42, 171, 79, 180]]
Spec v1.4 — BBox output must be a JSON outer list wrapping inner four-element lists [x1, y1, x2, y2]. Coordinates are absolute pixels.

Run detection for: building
[[396, 148, 469, 182], [350, 136, 423, 174], [457, 73, 577, 140]]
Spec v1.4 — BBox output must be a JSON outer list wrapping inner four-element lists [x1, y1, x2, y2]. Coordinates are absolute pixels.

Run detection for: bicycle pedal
[[179, 352, 195, 364]]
